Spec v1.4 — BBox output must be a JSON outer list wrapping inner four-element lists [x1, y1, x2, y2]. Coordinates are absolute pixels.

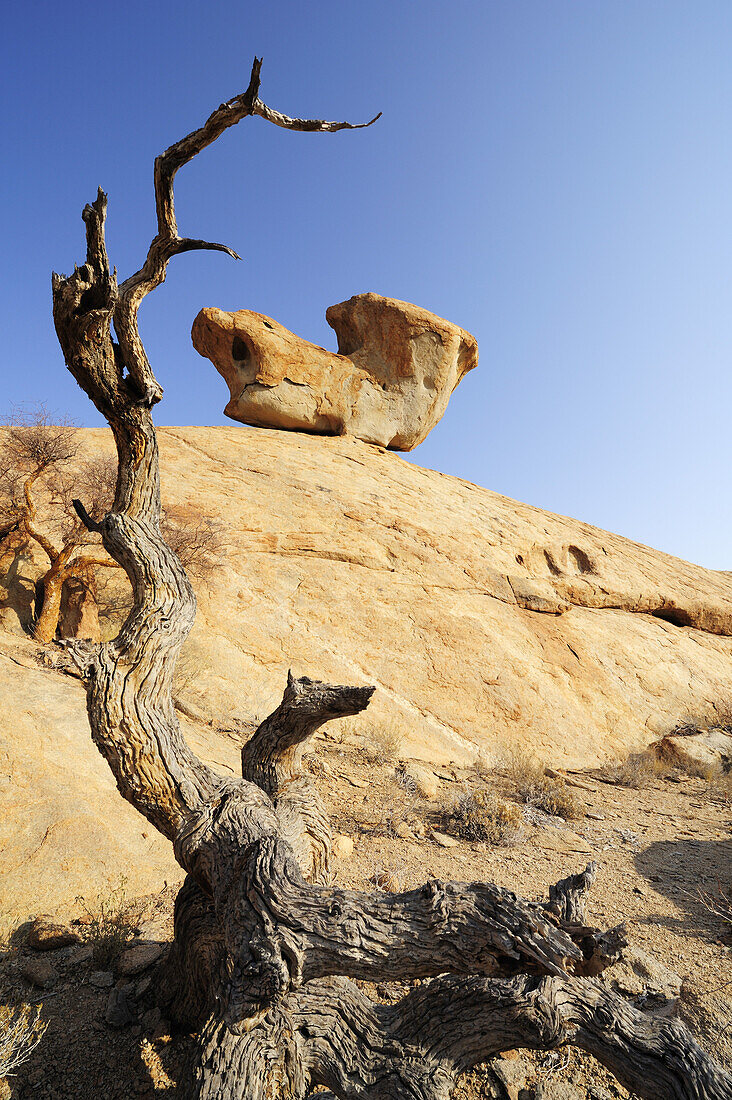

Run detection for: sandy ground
[[1, 733, 730, 1100]]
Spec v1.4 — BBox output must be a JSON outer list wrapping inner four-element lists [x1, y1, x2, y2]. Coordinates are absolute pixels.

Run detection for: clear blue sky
[[2, 1, 730, 568]]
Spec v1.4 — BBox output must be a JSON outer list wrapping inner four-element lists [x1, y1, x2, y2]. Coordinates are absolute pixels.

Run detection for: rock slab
[[26, 915, 80, 951], [191, 293, 478, 450], [115, 942, 163, 977]]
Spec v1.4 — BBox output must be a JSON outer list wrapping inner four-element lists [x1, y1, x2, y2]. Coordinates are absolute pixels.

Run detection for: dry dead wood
[[50, 58, 731, 1100]]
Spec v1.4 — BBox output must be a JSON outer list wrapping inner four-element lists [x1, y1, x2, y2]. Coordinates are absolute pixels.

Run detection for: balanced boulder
[[191, 293, 478, 451]]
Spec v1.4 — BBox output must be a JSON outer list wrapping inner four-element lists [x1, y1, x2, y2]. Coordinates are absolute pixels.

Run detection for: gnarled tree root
[[156, 854, 729, 1100], [174, 966, 730, 1100]]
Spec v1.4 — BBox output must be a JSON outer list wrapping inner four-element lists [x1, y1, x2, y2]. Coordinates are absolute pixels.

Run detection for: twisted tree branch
[[241, 672, 375, 797], [164, 889, 728, 1100], [291, 973, 730, 1100], [72, 498, 103, 532], [114, 56, 380, 407]]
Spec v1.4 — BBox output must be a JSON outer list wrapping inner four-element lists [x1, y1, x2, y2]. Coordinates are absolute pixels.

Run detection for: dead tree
[[0, 416, 222, 641], [51, 59, 731, 1099], [0, 412, 120, 641]]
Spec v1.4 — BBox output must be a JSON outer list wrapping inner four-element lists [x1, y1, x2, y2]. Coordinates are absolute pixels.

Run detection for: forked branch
[[115, 56, 380, 406]]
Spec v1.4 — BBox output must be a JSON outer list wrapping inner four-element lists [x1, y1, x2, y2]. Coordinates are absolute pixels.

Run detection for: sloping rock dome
[[2, 426, 732, 918]]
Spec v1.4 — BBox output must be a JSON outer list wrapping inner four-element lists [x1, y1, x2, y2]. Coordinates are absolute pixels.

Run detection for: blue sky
[[1, 1, 730, 567]]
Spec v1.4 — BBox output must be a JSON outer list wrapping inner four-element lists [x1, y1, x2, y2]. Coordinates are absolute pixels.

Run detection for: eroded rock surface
[[2, 426, 732, 921], [191, 293, 478, 450], [656, 727, 732, 775]]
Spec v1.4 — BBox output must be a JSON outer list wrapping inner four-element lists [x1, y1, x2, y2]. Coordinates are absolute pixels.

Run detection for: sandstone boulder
[[20, 956, 59, 989], [602, 943, 683, 1002], [332, 835, 355, 860], [191, 293, 478, 451], [399, 761, 440, 800], [655, 727, 732, 775], [431, 829, 460, 849], [89, 970, 114, 988]]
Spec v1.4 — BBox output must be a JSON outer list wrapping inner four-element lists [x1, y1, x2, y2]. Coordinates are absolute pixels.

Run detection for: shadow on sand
[[634, 835, 731, 944]]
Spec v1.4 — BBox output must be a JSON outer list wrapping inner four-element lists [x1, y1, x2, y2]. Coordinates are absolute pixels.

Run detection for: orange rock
[[26, 915, 80, 952], [191, 293, 477, 451]]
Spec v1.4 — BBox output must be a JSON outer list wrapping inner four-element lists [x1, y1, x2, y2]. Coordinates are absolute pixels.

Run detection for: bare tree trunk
[[59, 572, 101, 642], [51, 59, 731, 1100], [35, 560, 105, 641], [34, 566, 64, 642]]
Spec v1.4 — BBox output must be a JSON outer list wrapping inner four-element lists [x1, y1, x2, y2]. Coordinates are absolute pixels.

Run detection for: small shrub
[[525, 774, 584, 820], [368, 860, 406, 893], [472, 749, 492, 780], [601, 751, 666, 789], [501, 745, 546, 790], [441, 787, 523, 844], [376, 765, 424, 837], [394, 767, 418, 798], [0, 1003, 47, 1078], [501, 746, 584, 820], [379, 797, 409, 838], [74, 877, 148, 970], [160, 506, 225, 585], [360, 720, 405, 766]]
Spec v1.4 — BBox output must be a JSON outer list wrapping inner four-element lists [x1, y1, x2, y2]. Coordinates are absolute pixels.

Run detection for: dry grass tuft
[[501, 744, 542, 786], [74, 877, 149, 970], [360, 720, 406, 766], [0, 1003, 47, 1078], [367, 859, 407, 893], [501, 747, 584, 820], [602, 751, 669, 789], [441, 786, 524, 844], [527, 775, 584, 820], [471, 749, 492, 780], [694, 883, 732, 942], [706, 765, 732, 805]]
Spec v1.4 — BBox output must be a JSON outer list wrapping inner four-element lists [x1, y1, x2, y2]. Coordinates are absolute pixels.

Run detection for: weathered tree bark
[[51, 58, 731, 1100]]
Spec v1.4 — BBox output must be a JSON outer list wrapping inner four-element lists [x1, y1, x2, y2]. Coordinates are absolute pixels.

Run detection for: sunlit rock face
[[191, 293, 478, 451], [4, 423, 732, 920]]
